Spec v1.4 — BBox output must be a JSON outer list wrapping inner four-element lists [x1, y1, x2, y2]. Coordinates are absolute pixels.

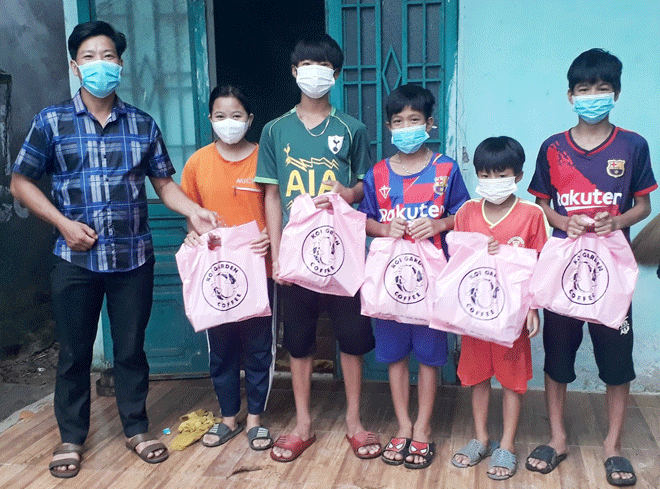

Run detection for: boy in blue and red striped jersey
[[359, 84, 469, 470], [526, 48, 656, 487]]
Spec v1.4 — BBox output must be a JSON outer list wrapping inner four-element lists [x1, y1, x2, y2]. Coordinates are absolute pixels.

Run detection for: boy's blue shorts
[[373, 319, 448, 367]]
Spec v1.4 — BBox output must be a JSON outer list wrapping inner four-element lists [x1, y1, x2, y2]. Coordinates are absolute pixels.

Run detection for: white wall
[[458, 0, 660, 391]]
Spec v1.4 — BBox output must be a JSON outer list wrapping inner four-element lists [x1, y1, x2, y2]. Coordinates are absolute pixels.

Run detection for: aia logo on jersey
[[202, 261, 248, 311], [384, 253, 428, 304], [302, 226, 345, 276], [433, 176, 448, 195], [507, 236, 525, 247], [328, 135, 344, 154], [606, 159, 625, 178], [458, 267, 505, 320], [379, 185, 391, 199], [561, 249, 609, 305]]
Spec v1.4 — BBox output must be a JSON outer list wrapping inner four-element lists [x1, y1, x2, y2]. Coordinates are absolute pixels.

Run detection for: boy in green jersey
[[255, 32, 380, 463]]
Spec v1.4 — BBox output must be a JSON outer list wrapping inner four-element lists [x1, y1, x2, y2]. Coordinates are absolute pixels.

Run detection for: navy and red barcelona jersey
[[359, 152, 469, 250], [528, 127, 657, 239]]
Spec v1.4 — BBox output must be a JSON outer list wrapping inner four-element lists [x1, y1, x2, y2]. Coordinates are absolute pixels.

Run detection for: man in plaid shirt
[[10, 21, 217, 478]]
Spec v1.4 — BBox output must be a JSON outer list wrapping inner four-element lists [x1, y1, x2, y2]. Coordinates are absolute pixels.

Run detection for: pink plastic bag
[[175, 221, 271, 332], [429, 232, 538, 348], [360, 237, 447, 325], [529, 230, 638, 329], [278, 193, 366, 296]]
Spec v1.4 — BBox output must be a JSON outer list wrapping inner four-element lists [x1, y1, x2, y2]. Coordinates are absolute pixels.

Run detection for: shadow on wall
[[0, 0, 71, 357]]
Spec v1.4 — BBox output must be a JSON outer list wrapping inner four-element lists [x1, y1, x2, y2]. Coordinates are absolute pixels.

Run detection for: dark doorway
[[213, 0, 325, 143]]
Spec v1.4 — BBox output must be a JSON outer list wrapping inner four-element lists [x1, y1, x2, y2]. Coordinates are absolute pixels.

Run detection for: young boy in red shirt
[[451, 136, 549, 480]]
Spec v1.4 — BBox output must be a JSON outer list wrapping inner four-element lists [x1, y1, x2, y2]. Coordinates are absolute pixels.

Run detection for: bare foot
[[347, 420, 381, 457], [406, 423, 431, 465], [271, 421, 312, 460]]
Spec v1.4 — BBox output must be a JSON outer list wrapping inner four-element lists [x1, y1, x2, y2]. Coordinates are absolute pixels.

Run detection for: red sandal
[[345, 431, 383, 459], [270, 433, 316, 462]]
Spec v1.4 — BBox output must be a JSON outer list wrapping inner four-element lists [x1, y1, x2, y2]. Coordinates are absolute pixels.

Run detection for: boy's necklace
[[303, 117, 330, 137], [393, 148, 431, 174]]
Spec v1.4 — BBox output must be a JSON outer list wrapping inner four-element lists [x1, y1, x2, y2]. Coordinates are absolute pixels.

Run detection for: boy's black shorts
[[542, 308, 635, 386], [278, 284, 375, 359]]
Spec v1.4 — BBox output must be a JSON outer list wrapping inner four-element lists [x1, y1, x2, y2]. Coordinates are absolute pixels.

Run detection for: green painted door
[[78, 0, 211, 376], [326, 0, 459, 383]]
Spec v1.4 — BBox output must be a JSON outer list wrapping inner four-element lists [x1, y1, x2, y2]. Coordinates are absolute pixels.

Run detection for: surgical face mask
[[573, 92, 615, 124], [390, 124, 429, 154], [212, 119, 249, 145], [475, 176, 518, 205], [76, 60, 122, 98], [295, 65, 336, 99]]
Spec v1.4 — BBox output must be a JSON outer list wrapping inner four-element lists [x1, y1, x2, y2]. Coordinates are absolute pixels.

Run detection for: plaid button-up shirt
[[13, 91, 175, 272]]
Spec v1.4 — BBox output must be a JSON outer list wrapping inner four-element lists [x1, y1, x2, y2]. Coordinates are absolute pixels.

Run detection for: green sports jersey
[[255, 106, 372, 225]]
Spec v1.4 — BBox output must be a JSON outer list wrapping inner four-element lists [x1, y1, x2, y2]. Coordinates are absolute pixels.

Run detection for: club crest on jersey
[[561, 249, 609, 305], [433, 176, 448, 195], [458, 267, 505, 320], [379, 185, 391, 199], [507, 236, 525, 247], [384, 253, 429, 304], [606, 159, 625, 178], [202, 261, 248, 311], [328, 135, 344, 154], [302, 226, 345, 276]]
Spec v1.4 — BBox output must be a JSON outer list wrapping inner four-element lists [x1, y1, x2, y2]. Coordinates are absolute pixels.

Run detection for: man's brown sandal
[[49, 443, 83, 478], [125, 433, 169, 464]]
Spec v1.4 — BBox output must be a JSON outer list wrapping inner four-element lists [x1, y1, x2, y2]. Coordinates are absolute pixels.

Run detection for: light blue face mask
[[390, 124, 429, 154], [76, 60, 122, 99], [572, 92, 615, 124]]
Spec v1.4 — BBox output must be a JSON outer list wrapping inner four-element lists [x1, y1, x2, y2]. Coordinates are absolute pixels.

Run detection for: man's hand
[[487, 236, 500, 255], [526, 309, 540, 338], [566, 214, 590, 238], [594, 211, 617, 236], [272, 260, 292, 286], [187, 207, 218, 235], [250, 227, 270, 256], [386, 217, 407, 238], [59, 220, 98, 251], [408, 217, 440, 241], [314, 180, 356, 209]]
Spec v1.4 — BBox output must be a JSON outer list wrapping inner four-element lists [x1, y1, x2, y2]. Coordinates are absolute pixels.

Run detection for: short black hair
[[473, 136, 525, 175], [290, 32, 344, 70], [567, 48, 622, 93], [208, 85, 252, 115], [385, 84, 435, 121], [68, 21, 127, 60]]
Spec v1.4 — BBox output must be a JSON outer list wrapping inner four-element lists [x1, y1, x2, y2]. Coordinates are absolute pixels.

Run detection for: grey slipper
[[202, 422, 244, 447], [452, 439, 499, 468], [488, 448, 517, 480], [247, 426, 273, 451]]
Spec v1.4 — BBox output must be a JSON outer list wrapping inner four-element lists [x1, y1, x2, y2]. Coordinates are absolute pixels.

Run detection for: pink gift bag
[[278, 193, 366, 296], [529, 230, 638, 329], [175, 221, 271, 332], [429, 232, 538, 348], [360, 237, 447, 325]]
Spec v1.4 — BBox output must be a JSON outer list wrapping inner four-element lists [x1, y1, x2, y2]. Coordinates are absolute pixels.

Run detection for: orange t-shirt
[[181, 143, 270, 275]]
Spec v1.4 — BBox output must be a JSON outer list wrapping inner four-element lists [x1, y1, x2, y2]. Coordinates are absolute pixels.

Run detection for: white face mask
[[211, 119, 249, 145], [475, 176, 518, 205], [295, 65, 336, 99]]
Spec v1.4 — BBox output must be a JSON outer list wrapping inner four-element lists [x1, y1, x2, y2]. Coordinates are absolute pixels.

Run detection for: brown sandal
[[49, 443, 83, 478], [125, 433, 169, 464]]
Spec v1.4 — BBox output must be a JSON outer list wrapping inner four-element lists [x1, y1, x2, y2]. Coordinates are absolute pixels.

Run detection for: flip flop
[[525, 444, 567, 474], [381, 437, 411, 466], [604, 456, 637, 486], [125, 433, 169, 464], [202, 422, 244, 447], [49, 443, 83, 479], [451, 439, 499, 468], [487, 448, 517, 480], [404, 440, 436, 470], [270, 433, 316, 462], [247, 426, 273, 451], [345, 431, 382, 459]]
